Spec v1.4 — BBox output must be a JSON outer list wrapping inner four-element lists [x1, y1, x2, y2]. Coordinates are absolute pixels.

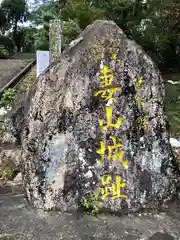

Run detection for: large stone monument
[[9, 20, 179, 212]]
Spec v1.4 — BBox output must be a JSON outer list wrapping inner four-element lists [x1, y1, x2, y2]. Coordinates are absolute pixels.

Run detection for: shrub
[[0, 88, 17, 109], [0, 45, 9, 58], [0, 159, 14, 181], [23, 27, 37, 52], [62, 19, 82, 50], [0, 35, 15, 54], [79, 193, 100, 216]]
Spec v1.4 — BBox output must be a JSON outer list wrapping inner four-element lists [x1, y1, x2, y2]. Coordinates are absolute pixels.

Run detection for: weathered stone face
[[10, 20, 179, 212], [49, 19, 62, 62]]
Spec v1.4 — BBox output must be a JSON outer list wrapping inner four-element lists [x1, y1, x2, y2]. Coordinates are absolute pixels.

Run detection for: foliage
[[0, 7, 9, 33], [0, 44, 9, 58], [23, 27, 37, 52], [34, 27, 49, 50], [30, 2, 57, 26], [60, 0, 105, 29], [0, 88, 17, 109], [164, 74, 180, 137], [1, 0, 179, 73], [0, 35, 14, 53], [29, 0, 99, 50], [0, 159, 14, 181], [29, 2, 82, 50], [59, 0, 180, 72], [29, 2, 57, 50], [15, 27, 26, 51], [79, 193, 100, 216], [8, 26, 26, 51], [62, 19, 82, 49], [1, 0, 27, 23], [1, 0, 28, 42]]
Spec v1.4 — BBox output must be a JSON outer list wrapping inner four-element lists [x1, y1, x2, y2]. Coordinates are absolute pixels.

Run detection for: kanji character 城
[[96, 136, 128, 168]]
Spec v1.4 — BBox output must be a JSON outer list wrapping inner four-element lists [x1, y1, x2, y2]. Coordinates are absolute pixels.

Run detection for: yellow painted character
[[134, 76, 145, 90], [98, 106, 124, 131], [96, 136, 128, 168], [135, 94, 145, 110], [100, 174, 128, 200], [111, 54, 120, 62], [108, 136, 128, 168], [95, 86, 121, 101], [96, 140, 106, 164], [136, 115, 148, 129], [98, 64, 114, 87]]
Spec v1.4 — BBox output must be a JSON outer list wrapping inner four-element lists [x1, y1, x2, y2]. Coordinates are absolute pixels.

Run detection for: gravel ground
[[14, 66, 36, 95], [0, 52, 35, 91], [11, 53, 35, 60], [0, 59, 32, 90], [0, 184, 180, 240]]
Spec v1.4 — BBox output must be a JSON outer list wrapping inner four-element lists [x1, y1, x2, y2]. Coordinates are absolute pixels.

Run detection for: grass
[[0, 158, 14, 181], [79, 193, 100, 216]]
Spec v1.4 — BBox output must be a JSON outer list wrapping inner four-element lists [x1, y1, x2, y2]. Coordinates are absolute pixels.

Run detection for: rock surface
[[7, 20, 179, 212]]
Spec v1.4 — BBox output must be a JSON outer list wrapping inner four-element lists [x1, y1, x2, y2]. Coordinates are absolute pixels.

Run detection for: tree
[[61, 19, 82, 50], [0, 8, 9, 34], [135, 0, 180, 72], [29, 1, 57, 50], [28, 0, 180, 72], [94, 0, 180, 72], [23, 27, 37, 52], [60, 0, 105, 29], [1, 0, 28, 43]]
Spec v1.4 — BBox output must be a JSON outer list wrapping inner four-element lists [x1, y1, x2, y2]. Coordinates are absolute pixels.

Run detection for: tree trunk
[[13, 20, 18, 47]]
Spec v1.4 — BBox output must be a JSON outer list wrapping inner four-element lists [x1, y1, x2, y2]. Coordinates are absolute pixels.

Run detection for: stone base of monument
[[6, 20, 180, 213]]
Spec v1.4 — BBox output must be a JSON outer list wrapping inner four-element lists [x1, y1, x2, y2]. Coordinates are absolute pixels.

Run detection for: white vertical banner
[[36, 50, 50, 78]]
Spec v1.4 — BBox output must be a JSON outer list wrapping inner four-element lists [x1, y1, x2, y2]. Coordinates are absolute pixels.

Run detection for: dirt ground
[[0, 59, 32, 90], [0, 53, 35, 90], [0, 183, 179, 240]]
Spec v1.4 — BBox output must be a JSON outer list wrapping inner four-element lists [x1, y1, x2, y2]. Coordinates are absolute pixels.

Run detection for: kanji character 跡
[[99, 174, 128, 200]]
